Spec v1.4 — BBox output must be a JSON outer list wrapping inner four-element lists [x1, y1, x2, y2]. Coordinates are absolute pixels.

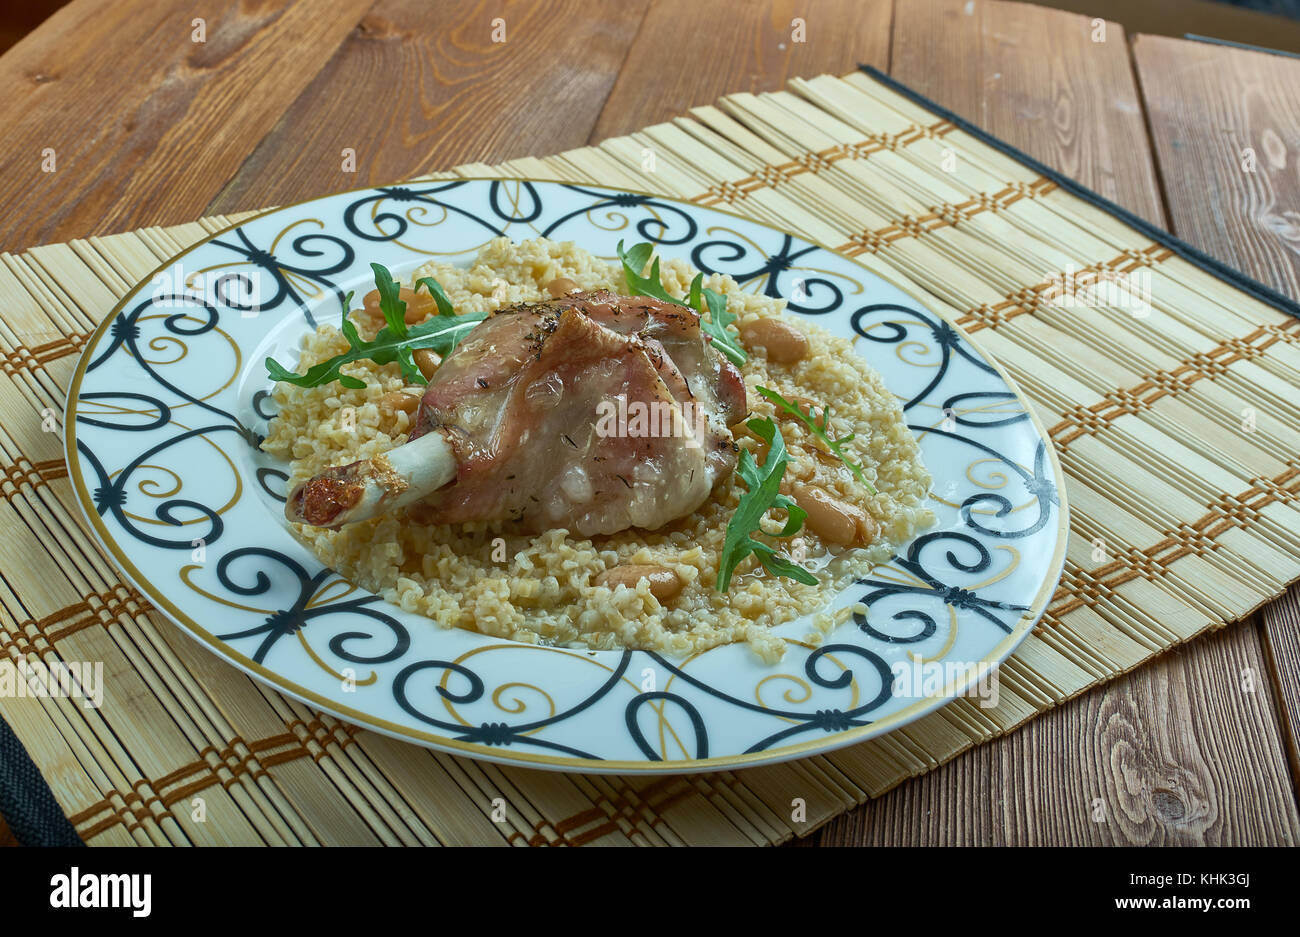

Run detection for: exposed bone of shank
[[284, 429, 456, 527]]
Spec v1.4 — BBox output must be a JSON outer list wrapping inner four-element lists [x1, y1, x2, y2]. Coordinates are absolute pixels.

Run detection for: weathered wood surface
[[1, 0, 1297, 846], [802, 0, 1300, 848]]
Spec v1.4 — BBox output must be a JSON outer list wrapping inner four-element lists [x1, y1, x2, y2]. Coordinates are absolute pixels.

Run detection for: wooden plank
[[0, 0, 374, 252], [1261, 591, 1300, 784], [590, 0, 892, 141], [798, 0, 1300, 846], [1133, 36, 1300, 316], [1133, 31, 1300, 823], [891, 0, 1166, 226], [208, 0, 651, 216], [812, 624, 1298, 845]]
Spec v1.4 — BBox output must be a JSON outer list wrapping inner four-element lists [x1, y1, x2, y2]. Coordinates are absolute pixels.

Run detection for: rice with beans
[[262, 237, 934, 662]]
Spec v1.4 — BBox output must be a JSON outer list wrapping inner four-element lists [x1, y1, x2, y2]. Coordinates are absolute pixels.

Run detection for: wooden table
[[2, 0, 1297, 846]]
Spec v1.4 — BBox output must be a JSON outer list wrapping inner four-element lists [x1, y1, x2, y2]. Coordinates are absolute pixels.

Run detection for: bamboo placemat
[[3, 67, 1299, 846]]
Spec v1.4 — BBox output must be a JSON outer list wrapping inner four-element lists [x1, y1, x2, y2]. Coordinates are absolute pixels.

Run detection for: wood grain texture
[[891, 0, 1166, 226], [812, 625, 1298, 845], [1133, 33, 1300, 823], [0, 0, 373, 252], [590, 0, 891, 141], [1260, 592, 1300, 785], [798, 1, 1300, 847], [1133, 36, 1300, 316], [207, 0, 650, 216]]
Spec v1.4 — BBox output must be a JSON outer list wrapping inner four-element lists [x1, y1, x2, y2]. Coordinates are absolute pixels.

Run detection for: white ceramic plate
[[65, 179, 1067, 773]]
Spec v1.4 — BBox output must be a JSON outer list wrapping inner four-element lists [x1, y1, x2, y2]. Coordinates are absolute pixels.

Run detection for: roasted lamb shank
[[285, 288, 748, 536]]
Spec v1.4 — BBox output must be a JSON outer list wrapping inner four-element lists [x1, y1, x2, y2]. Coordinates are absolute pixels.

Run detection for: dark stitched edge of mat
[[857, 64, 1300, 319], [0, 713, 84, 847]]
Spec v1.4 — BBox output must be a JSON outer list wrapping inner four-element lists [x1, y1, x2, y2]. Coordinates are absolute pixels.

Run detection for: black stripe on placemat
[[857, 64, 1300, 322], [0, 713, 84, 847]]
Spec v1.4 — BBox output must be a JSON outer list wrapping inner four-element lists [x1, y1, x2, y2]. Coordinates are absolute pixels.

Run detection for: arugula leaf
[[415, 275, 456, 318], [616, 240, 747, 367], [716, 417, 817, 592], [688, 273, 746, 367], [371, 262, 409, 336], [265, 263, 484, 389], [755, 386, 877, 495], [616, 239, 678, 304]]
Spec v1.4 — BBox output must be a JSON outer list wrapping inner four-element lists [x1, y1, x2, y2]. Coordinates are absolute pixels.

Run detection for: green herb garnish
[[616, 240, 677, 303], [265, 262, 484, 390], [616, 239, 747, 367], [414, 275, 456, 318], [755, 386, 877, 495], [687, 272, 747, 367], [716, 417, 817, 592]]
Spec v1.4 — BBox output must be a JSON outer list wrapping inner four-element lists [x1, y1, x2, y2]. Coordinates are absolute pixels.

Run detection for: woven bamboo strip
[[0, 443, 272, 843], [297, 710, 439, 846], [1, 71, 1298, 846], [830, 71, 1296, 328], [154, 619, 383, 845], [793, 77, 1254, 331], [1, 237, 496, 842], [350, 732, 510, 846], [13, 500, 309, 844], [259, 692, 415, 846], [1, 255, 331, 846], [566, 774, 673, 845]]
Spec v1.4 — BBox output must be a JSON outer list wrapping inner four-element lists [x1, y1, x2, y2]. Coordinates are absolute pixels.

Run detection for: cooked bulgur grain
[[262, 237, 934, 662]]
